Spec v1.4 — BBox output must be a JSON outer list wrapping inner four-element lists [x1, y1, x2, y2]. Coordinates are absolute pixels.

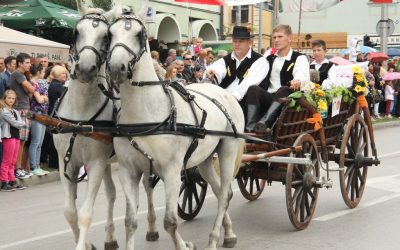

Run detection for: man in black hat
[[204, 26, 269, 108], [245, 24, 310, 133]]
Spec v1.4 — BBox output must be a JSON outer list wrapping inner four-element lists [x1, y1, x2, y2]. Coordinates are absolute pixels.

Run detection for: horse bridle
[[107, 12, 148, 79], [73, 13, 110, 69]]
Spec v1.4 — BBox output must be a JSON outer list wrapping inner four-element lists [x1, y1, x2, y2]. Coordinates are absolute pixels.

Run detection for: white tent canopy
[[0, 26, 69, 63]]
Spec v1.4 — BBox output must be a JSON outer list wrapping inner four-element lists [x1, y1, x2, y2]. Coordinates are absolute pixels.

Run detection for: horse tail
[[233, 139, 245, 177]]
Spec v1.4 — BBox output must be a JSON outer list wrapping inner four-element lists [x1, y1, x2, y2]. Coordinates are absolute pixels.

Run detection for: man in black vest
[[246, 24, 310, 133], [204, 26, 269, 107], [310, 40, 336, 88]]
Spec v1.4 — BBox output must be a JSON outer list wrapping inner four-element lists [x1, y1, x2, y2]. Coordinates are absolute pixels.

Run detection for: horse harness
[[51, 84, 115, 183], [71, 13, 110, 80]]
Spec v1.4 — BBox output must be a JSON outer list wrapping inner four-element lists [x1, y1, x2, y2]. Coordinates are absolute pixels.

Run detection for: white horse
[[53, 3, 119, 250], [107, 4, 245, 250]]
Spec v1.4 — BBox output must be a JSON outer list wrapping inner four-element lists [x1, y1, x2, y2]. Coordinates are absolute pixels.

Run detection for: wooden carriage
[[178, 94, 380, 230]]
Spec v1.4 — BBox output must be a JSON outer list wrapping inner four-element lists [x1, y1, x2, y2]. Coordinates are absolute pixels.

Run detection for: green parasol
[[0, 0, 80, 30]]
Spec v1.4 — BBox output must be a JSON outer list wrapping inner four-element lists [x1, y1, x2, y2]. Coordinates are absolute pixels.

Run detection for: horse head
[[107, 2, 149, 86], [73, 1, 119, 83]]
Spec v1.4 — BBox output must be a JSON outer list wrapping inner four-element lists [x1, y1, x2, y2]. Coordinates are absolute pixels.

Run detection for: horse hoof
[[185, 242, 196, 250], [146, 231, 159, 242], [223, 237, 237, 248], [104, 241, 119, 250]]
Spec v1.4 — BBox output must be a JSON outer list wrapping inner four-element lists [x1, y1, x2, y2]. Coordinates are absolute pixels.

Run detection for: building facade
[[119, 0, 221, 47], [278, 0, 400, 50]]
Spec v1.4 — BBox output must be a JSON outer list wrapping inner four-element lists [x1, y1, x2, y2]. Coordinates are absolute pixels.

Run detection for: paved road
[[0, 126, 399, 250]]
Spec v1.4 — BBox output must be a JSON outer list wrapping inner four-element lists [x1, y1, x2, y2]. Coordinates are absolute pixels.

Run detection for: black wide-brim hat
[[231, 26, 253, 39]]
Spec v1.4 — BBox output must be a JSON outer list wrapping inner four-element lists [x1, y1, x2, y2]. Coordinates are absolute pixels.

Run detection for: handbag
[[373, 89, 384, 104]]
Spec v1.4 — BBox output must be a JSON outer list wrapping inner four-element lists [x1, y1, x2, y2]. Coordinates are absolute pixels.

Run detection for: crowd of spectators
[[0, 53, 68, 192], [150, 36, 227, 85], [364, 56, 400, 120]]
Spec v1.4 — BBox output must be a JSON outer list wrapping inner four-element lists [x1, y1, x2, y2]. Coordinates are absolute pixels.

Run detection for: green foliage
[[46, 0, 77, 10], [288, 86, 355, 113], [91, 0, 112, 10], [46, 0, 112, 11]]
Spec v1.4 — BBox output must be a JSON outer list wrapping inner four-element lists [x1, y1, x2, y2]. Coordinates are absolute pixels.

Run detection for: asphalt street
[[0, 126, 399, 250]]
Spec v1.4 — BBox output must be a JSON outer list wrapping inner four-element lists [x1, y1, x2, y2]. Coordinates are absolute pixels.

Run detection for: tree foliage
[[46, 0, 112, 11]]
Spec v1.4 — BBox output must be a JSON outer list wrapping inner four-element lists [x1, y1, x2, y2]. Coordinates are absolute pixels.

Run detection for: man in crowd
[[37, 55, 49, 70], [245, 24, 310, 133], [0, 56, 16, 97], [0, 57, 5, 73], [205, 26, 269, 118], [206, 51, 214, 67], [182, 53, 194, 83], [9, 53, 37, 179], [164, 49, 176, 68]]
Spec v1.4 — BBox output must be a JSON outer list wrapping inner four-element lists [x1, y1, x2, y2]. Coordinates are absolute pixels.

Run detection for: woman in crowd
[[0, 90, 26, 191], [47, 66, 67, 169], [29, 64, 49, 176], [165, 64, 178, 81]]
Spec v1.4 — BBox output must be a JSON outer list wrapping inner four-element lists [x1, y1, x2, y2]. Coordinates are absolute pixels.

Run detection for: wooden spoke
[[339, 114, 369, 208], [237, 166, 266, 201], [178, 167, 208, 221], [286, 133, 320, 230]]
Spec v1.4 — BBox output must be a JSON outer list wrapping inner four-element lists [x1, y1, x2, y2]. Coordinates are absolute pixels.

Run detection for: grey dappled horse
[[106, 3, 245, 250]]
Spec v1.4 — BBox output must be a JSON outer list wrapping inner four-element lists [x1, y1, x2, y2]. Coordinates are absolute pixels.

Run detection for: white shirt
[[310, 58, 337, 89], [206, 49, 269, 101], [268, 49, 310, 93]]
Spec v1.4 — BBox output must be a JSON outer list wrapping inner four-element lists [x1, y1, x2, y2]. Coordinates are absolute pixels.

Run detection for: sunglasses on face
[[184, 58, 193, 60]]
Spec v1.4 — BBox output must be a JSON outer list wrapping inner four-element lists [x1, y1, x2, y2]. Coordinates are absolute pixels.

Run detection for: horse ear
[[137, 0, 149, 20], [76, 0, 88, 15]]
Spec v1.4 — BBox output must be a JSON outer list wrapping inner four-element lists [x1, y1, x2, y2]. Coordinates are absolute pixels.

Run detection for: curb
[[372, 120, 400, 130], [17, 171, 60, 187], [16, 161, 119, 187]]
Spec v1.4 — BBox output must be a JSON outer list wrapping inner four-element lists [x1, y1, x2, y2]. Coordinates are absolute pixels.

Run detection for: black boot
[[245, 105, 260, 132], [1, 182, 15, 192], [254, 101, 282, 133]]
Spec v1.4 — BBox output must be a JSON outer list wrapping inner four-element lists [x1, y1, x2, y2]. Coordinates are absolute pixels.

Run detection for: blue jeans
[[29, 120, 46, 170]]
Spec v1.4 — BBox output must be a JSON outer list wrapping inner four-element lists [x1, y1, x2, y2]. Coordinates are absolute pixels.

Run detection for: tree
[[47, 0, 112, 11]]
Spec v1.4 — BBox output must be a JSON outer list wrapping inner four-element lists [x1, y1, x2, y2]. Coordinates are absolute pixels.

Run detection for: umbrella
[[0, 0, 80, 30], [387, 48, 400, 57], [383, 72, 400, 81], [329, 56, 353, 66], [340, 45, 378, 56], [369, 52, 389, 62]]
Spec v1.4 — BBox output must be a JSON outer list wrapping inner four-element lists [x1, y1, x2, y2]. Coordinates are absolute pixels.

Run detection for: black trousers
[[245, 85, 292, 120]]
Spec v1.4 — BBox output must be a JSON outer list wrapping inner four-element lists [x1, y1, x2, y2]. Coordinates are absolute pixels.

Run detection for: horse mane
[[86, 8, 105, 15]]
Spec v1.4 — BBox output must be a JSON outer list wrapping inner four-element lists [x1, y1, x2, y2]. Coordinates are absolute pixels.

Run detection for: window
[[231, 5, 249, 24]]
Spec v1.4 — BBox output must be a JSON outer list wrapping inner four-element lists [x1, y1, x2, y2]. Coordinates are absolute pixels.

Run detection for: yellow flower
[[315, 83, 321, 89], [352, 66, 363, 74], [355, 74, 365, 83], [317, 100, 328, 111], [314, 89, 326, 97], [354, 85, 363, 93]]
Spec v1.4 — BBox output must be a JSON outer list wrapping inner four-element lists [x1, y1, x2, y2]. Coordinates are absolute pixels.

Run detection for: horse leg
[[60, 171, 80, 244], [142, 174, 159, 241], [76, 161, 106, 250], [118, 165, 141, 250], [163, 167, 196, 250], [198, 141, 239, 250], [103, 164, 119, 250]]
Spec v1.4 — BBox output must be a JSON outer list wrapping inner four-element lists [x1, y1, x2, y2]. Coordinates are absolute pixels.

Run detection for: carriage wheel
[[178, 167, 208, 221], [237, 165, 266, 201], [286, 133, 320, 230], [339, 114, 369, 208]]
